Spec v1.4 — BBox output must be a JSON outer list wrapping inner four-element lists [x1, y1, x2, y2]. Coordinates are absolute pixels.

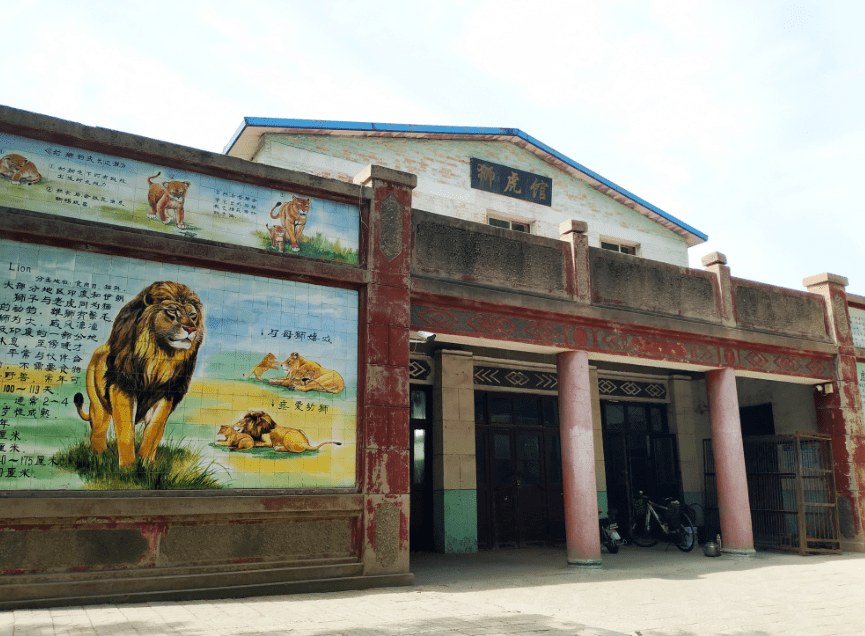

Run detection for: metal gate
[[703, 433, 841, 554]]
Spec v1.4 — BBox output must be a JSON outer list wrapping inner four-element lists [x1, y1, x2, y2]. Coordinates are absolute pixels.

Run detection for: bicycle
[[630, 491, 695, 552]]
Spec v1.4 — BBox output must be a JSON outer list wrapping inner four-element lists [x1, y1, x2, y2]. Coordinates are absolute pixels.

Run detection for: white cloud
[[3, 0, 864, 293]]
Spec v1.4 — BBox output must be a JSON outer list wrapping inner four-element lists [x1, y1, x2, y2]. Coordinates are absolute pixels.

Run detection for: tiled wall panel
[[0, 133, 359, 262], [0, 239, 358, 490]]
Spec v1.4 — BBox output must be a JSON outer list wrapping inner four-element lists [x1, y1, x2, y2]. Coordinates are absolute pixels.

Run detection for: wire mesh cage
[[703, 432, 840, 554]]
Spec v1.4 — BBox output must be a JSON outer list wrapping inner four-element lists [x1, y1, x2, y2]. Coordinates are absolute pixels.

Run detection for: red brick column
[[353, 165, 417, 574], [804, 273, 865, 552]]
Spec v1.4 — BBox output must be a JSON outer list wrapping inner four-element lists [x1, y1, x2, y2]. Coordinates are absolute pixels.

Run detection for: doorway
[[475, 391, 564, 548], [409, 386, 434, 551], [601, 400, 681, 533]]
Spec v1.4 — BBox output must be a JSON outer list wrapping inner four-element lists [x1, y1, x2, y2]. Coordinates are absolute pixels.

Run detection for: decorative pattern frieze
[[409, 357, 433, 383], [598, 378, 667, 401], [474, 366, 558, 391], [411, 304, 834, 381]]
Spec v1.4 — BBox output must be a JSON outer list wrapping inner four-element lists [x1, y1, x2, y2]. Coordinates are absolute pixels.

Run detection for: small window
[[412, 430, 426, 485], [410, 389, 428, 420], [600, 240, 637, 256], [489, 216, 531, 233]]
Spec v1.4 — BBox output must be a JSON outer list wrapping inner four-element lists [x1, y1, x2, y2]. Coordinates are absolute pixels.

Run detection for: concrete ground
[[3, 544, 864, 636]]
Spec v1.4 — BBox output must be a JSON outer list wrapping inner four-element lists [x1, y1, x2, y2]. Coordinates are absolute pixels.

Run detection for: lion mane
[[74, 281, 204, 467], [233, 410, 340, 453], [234, 410, 278, 441]]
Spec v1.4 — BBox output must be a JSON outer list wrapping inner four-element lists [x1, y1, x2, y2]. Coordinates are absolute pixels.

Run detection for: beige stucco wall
[[735, 377, 819, 434]]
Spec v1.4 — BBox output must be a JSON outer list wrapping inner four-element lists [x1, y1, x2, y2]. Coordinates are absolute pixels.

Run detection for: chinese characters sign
[[0, 239, 358, 490], [850, 307, 865, 349], [470, 157, 552, 207], [0, 132, 359, 264]]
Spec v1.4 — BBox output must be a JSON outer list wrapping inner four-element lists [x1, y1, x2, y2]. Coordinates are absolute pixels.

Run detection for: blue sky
[[4, 0, 862, 294]]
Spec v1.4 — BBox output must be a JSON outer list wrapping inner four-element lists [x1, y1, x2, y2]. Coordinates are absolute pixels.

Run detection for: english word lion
[[147, 172, 192, 229], [269, 196, 310, 253], [267, 352, 345, 394], [0, 153, 42, 185], [74, 281, 204, 467], [233, 410, 341, 453]]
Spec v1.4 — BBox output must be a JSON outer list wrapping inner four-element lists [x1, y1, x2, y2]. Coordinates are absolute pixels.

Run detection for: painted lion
[[248, 352, 279, 380], [267, 352, 345, 394], [234, 410, 340, 453], [232, 410, 278, 444], [74, 281, 204, 467]]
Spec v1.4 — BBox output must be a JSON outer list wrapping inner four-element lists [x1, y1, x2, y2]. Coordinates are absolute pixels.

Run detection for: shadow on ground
[[7, 612, 780, 636], [407, 543, 860, 592]]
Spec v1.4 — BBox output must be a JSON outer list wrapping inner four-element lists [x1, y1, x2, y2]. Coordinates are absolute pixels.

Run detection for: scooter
[[599, 508, 624, 553]]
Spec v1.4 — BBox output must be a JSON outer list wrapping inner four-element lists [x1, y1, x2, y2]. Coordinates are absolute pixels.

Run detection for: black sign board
[[470, 157, 552, 207]]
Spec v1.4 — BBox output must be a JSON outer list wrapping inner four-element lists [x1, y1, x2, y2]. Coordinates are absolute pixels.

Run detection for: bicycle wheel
[[630, 515, 658, 547], [674, 512, 695, 552]]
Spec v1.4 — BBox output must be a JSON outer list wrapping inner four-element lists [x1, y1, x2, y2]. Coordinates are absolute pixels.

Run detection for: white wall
[[254, 135, 692, 266]]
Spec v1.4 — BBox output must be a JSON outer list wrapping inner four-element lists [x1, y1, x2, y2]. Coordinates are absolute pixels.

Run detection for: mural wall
[[0, 133, 359, 263], [0, 239, 358, 490]]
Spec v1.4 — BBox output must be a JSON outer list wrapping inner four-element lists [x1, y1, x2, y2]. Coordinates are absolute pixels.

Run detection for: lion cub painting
[[0, 153, 42, 185], [267, 352, 345, 394], [73, 281, 204, 468], [216, 424, 255, 451], [266, 224, 287, 252], [147, 172, 192, 229], [248, 352, 280, 380]]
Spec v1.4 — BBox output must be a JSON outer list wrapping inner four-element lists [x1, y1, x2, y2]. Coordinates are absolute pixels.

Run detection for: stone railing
[[411, 210, 833, 343]]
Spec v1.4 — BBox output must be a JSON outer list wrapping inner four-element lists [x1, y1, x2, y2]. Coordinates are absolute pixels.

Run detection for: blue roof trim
[[225, 117, 708, 242]]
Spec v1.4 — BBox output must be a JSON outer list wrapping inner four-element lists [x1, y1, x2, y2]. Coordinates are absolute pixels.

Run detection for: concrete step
[[0, 559, 413, 609]]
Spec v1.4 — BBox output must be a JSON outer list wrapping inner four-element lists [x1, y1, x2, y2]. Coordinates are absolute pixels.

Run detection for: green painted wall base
[[433, 490, 478, 553], [597, 491, 608, 516]]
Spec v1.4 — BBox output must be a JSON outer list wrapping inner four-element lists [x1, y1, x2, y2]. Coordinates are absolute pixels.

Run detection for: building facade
[[1, 106, 863, 607]]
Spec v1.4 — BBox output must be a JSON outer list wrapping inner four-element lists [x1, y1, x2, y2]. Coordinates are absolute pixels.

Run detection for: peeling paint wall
[[255, 136, 690, 267]]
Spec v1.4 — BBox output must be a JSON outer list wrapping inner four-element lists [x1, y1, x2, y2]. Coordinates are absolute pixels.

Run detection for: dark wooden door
[[476, 391, 562, 548], [514, 431, 547, 543], [491, 430, 518, 546], [545, 431, 566, 543], [490, 428, 548, 546]]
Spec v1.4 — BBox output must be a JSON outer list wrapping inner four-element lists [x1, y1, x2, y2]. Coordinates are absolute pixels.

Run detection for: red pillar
[[804, 273, 865, 552], [557, 350, 601, 566], [705, 367, 755, 555], [354, 165, 416, 575]]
